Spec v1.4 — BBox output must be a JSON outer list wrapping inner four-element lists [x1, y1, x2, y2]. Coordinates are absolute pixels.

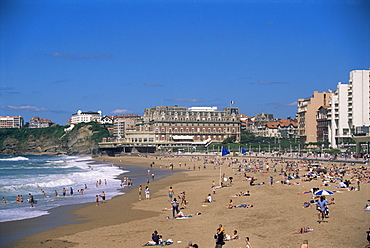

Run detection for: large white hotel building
[[124, 105, 241, 146]]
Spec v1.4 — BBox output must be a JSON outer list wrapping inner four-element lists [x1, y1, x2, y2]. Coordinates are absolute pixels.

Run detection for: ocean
[[0, 155, 127, 223]]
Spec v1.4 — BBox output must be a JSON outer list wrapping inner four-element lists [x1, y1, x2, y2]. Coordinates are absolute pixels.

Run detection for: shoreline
[[1, 156, 179, 247], [6, 155, 370, 248]]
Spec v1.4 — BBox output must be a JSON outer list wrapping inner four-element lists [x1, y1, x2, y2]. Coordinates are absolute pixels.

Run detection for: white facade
[[348, 69, 370, 130], [71, 110, 102, 124], [0, 116, 24, 128], [328, 83, 351, 148], [188, 106, 218, 112], [328, 69, 370, 148]]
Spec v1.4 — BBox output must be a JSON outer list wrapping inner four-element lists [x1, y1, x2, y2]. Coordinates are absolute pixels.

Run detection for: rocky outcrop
[[62, 125, 98, 155], [0, 125, 100, 155]]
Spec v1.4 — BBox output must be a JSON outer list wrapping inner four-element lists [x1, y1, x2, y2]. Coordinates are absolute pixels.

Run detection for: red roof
[[266, 119, 298, 128]]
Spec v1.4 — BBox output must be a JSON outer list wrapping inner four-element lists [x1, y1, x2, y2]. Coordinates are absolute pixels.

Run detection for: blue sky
[[1, 0, 369, 125]]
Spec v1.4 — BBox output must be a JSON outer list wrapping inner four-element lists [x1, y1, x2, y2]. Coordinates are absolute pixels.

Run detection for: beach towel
[[224, 236, 241, 241], [175, 215, 192, 219]]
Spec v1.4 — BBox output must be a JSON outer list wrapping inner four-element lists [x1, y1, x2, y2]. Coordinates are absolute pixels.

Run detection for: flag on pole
[[221, 147, 230, 156], [231, 101, 235, 104], [241, 148, 247, 154]]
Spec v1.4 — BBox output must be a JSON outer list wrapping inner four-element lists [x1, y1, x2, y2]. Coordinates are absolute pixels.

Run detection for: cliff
[[0, 123, 111, 155]]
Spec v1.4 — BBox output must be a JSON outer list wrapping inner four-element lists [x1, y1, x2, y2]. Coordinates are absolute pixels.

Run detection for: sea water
[[0, 155, 126, 223]]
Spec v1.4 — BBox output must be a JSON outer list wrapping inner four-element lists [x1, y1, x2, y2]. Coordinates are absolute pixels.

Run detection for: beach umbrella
[[314, 190, 334, 196]]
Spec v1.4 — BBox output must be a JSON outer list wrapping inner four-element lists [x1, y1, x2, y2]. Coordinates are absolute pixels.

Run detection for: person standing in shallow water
[[28, 193, 34, 208]]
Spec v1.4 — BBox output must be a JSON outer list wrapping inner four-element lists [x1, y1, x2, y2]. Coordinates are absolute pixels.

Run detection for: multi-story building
[[70, 110, 102, 124], [263, 119, 298, 139], [29, 117, 54, 128], [125, 106, 241, 145], [113, 115, 142, 139], [327, 83, 351, 148], [297, 91, 332, 144], [0, 116, 24, 128], [348, 69, 370, 133], [316, 106, 330, 146], [239, 114, 250, 131], [327, 69, 370, 149], [249, 113, 275, 135]]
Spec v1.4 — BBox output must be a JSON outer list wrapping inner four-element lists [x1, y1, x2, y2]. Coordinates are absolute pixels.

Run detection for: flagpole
[[219, 147, 222, 186]]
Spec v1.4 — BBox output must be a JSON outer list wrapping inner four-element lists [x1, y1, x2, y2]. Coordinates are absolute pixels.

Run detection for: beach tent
[[314, 190, 334, 196]]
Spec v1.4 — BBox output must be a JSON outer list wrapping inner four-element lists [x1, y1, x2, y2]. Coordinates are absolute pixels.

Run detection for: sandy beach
[[8, 154, 370, 248]]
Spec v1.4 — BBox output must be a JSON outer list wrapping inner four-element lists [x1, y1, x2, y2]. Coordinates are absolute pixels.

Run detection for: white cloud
[[111, 109, 131, 114], [2, 105, 48, 112], [51, 52, 112, 60], [167, 98, 201, 103], [286, 101, 298, 106]]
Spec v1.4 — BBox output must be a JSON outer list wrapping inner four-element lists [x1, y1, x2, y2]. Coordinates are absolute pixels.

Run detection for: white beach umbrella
[[314, 190, 335, 196]]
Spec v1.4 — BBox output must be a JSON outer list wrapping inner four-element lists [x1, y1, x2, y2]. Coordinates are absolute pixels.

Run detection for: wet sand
[[8, 155, 370, 248]]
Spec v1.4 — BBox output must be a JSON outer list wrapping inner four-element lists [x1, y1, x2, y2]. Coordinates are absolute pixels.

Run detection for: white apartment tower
[[328, 83, 351, 148], [328, 69, 370, 148], [348, 69, 370, 132]]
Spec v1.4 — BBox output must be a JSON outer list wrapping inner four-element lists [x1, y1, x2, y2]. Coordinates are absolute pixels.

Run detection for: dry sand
[[11, 155, 370, 248]]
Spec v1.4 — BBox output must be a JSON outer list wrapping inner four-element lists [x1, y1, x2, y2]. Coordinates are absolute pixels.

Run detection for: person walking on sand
[[145, 186, 150, 200], [139, 185, 142, 200], [214, 228, 225, 248], [171, 197, 180, 219], [316, 196, 328, 223], [168, 186, 174, 201], [95, 195, 99, 206]]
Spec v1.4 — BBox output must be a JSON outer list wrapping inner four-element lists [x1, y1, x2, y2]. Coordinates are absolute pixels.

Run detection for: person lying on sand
[[231, 191, 250, 197], [297, 190, 311, 195], [294, 227, 313, 234], [227, 203, 254, 209], [175, 210, 185, 218], [235, 204, 253, 208]]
